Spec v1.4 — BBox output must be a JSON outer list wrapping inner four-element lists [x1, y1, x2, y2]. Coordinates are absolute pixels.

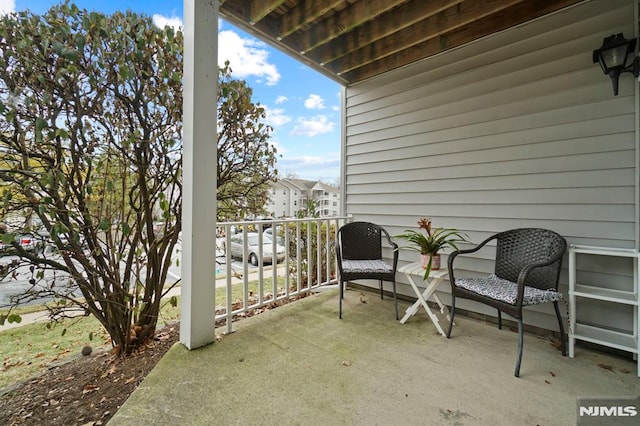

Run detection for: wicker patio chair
[[336, 221, 399, 320], [446, 228, 567, 377]]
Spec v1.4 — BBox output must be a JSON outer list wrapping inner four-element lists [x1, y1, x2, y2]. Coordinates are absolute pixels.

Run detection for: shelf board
[[569, 245, 639, 258], [570, 284, 638, 305], [572, 323, 638, 353]]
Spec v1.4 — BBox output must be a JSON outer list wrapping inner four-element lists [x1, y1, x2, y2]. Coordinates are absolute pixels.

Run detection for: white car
[[264, 226, 285, 246], [227, 233, 285, 266]]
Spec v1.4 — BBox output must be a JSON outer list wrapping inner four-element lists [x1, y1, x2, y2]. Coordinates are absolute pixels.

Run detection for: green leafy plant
[[395, 217, 468, 279]]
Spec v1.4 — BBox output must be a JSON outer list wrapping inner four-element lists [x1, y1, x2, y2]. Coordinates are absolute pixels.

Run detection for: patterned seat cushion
[[455, 274, 562, 306], [342, 259, 392, 274]]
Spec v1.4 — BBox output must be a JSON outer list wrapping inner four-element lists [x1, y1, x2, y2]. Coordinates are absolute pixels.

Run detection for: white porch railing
[[215, 216, 351, 334]]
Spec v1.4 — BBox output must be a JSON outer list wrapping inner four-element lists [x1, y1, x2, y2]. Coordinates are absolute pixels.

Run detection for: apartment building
[[265, 178, 340, 218]]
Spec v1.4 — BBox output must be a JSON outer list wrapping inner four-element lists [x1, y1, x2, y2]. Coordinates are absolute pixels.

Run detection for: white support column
[[180, 0, 218, 349]]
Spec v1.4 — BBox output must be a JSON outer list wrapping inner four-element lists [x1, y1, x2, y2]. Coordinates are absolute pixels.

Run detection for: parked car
[[17, 233, 45, 253], [264, 226, 285, 246], [226, 232, 285, 266], [0, 232, 45, 255]]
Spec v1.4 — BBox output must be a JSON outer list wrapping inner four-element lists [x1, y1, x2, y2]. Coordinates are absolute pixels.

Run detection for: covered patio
[[110, 287, 638, 424], [164, 0, 638, 423]]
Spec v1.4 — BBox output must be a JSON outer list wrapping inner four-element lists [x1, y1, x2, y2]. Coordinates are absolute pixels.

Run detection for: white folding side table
[[398, 262, 452, 336]]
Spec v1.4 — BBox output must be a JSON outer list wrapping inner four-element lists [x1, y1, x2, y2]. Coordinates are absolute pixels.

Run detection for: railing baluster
[[224, 228, 233, 335], [212, 216, 349, 334], [316, 218, 321, 288], [296, 222, 302, 294]]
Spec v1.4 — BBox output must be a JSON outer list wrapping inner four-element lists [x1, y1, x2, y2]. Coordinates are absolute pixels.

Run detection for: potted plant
[[395, 217, 468, 279]]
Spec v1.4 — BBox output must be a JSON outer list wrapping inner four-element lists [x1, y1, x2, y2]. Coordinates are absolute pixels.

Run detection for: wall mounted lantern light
[[592, 33, 639, 96]]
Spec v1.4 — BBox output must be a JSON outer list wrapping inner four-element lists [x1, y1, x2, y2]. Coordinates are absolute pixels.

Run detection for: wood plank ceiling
[[219, 0, 584, 85]]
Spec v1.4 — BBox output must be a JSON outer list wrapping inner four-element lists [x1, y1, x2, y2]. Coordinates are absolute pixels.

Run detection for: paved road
[[0, 239, 252, 307], [0, 240, 283, 331]]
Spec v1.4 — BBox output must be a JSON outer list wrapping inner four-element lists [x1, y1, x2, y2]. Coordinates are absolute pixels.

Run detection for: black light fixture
[[592, 33, 639, 96]]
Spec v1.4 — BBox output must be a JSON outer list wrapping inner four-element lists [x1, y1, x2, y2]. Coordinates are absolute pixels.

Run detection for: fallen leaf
[[82, 384, 99, 395], [544, 380, 551, 384], [33, 352, 45, 359], [125, 376, 136, 384], [342, 360, 352, 367], [598, 363, 613, 371], [549, 371, 556, 377]]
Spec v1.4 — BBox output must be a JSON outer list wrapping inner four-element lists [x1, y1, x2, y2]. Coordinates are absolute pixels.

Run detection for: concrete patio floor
[[110, 287, 638, 425]]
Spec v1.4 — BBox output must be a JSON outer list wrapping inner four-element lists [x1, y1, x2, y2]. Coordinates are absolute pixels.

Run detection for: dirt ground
[[0, 323, 179, 426], [0, 290, 310, 425]]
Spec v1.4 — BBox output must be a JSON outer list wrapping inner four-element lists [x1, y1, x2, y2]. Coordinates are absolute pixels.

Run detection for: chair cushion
[[342, 259, 392, 274], [455, 274, 562, 305]]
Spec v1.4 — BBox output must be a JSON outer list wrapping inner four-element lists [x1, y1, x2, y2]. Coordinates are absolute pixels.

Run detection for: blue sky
[[2, 0, 342, 183]]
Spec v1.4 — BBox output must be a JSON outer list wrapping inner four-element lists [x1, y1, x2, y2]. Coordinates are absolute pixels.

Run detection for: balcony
[[108, 217, 638, 424]]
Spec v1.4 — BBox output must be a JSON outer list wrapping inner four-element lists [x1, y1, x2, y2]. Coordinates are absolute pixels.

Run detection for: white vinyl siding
[[343, 0, 637, 332]]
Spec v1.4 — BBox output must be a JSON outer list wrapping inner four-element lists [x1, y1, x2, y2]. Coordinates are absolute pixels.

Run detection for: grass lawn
[[0, 276, 287, 390]]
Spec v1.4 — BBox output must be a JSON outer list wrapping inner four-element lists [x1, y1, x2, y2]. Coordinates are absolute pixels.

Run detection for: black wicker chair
[[446, 228, 567, 377], [336, 222, 399, 320]]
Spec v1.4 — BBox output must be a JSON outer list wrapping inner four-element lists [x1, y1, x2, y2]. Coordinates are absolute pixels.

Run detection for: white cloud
[[275, 95, 288, 104], [150, 19, 280, 87], [288, 155, 339, 167], [331, 91, 342, 111], [290, 115, 334, 137], [278, 153, 340, 181], [0, 0, 14, 15], [263, 105, 292, 127], [152, 14, 183, 31], [304, 94, 325, 109], [219, 30, 280, 86]]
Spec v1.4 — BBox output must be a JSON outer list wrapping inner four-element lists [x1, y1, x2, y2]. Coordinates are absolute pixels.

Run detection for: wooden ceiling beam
[[220, 0, 350, 84], [278, 0, 345, 40], [287, 0, 409, 54], [305, 0, 466, 66], [327, 0, 528, 75], [222, 0, 585, 85], [342, 0, 581, 82], [220, 1, 283, 44], [248, 0, 287, 24]]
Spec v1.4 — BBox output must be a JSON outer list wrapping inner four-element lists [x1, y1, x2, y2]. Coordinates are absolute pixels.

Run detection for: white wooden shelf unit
[[568, 244, 639, 376]]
